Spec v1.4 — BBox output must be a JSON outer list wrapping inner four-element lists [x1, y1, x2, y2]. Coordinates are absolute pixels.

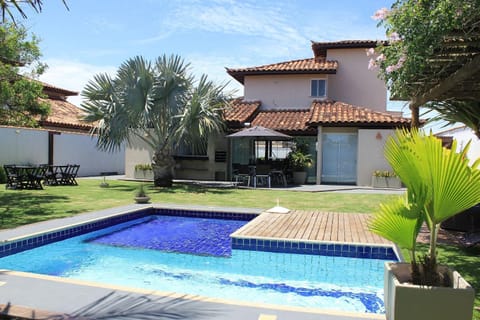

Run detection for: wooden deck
[[233, 210, 392, 245]]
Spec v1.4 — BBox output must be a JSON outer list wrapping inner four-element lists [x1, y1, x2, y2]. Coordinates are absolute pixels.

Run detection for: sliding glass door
[[321, 133, 357, 184]]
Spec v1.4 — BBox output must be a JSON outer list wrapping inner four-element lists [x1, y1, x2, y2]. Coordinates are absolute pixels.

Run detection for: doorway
[[321, 133, 357, 184]]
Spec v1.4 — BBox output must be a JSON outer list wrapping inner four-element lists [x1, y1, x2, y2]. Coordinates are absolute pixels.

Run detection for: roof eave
[[227, 69, 337, 84]]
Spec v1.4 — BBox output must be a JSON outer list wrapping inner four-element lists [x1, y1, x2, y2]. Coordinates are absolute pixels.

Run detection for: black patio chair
[[4, 165, 19, 189], [61, 164, 80, 185]]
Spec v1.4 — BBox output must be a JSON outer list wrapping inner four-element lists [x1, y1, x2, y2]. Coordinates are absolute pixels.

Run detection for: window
[[311, 79, 326, 97], [175, 140, 207, 157]]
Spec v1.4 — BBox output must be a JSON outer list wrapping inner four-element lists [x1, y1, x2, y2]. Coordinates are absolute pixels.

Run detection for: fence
[[0, 126, 124, 177]]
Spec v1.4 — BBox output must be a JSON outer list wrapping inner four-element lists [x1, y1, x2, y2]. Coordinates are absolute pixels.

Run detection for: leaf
[[369, 196, 422, 251]]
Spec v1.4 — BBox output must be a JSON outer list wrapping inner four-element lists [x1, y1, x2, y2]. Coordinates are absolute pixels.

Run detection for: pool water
[[0, 215, 390, 314], [87, 216, 246, 257]]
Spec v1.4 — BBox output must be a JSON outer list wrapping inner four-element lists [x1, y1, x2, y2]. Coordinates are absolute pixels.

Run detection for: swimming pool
[[0, 209, 397, 314]]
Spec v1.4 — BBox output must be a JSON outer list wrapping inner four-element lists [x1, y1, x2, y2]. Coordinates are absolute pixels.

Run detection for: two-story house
[[125, 40, 412, 185]]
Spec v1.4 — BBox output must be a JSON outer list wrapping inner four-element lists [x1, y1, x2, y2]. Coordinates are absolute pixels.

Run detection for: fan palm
[[425, 99, 480, 139], [81, 55, 231, 187], [369, 129, 480, 286]]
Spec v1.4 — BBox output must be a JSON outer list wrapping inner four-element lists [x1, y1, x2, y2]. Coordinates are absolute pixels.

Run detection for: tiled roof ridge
[[38, 80, 78, 96], [257, 108, 310, 113], [231, 98, 261, 104], [311, 39, 388, 48], [311, 99, 406, 118], [227, 57, 336, 72]]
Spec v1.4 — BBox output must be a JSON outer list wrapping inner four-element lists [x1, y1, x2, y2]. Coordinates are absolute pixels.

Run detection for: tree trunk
[[409, 103, 420, 129], [152, 149, 175, 187]]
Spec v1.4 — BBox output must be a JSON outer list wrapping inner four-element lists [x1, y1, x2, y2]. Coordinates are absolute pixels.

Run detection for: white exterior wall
[[242, 48, 387, 112], [315, 127, 394, 186], [0, 126, 124, 177], [357, 129, 395, 186], [125, 133, 228, 181], [0, 127, 48, 165], [125, 135, 154, 178], [244, 74, 327, 110], [54, 133, 125, 176], [437, 127, 480, 166], [326, 48, 387, 111]]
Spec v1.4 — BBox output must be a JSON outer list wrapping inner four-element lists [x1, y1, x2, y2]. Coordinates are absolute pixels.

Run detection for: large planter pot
[[134, 196, 150, 204], [134, 169, 154, 180], [371, 176, 402, 188], [292, 171, 307, 185], [384, 262, 474, 320]]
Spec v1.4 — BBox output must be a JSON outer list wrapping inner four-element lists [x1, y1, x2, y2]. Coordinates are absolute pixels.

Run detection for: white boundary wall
[[0, 126, 124, 176]]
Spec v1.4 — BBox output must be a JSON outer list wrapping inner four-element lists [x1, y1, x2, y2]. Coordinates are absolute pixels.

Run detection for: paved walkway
[[81, 175, 406, 194], [0, 204, 387, 320]]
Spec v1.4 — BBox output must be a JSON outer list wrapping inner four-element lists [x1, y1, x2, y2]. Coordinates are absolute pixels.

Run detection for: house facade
[[125, 40, 412, 186]]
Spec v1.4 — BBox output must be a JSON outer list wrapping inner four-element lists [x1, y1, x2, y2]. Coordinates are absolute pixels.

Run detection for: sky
[[16, 0, 424, 124]]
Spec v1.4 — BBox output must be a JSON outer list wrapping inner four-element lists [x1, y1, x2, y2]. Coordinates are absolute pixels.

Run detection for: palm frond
[[369, 196, 423, 251], [425, 100, 480, 138]]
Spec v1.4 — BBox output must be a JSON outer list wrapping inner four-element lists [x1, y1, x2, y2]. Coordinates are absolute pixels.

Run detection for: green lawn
[[0, 179, 397, 229], [1, 178, 478, 318]]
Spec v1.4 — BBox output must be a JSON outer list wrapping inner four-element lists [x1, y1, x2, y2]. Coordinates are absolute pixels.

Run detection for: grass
[[1, 178, 478, 318], [0, 178, 397, 229]]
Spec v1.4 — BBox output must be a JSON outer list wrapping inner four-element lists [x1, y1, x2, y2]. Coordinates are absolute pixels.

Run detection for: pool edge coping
[[0, 269, 386, 320]]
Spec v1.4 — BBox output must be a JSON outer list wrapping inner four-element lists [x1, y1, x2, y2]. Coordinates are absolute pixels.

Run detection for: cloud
[[184, 53, 245, 96], [139, 0, 309, 55], [40, 59, 117, 107]]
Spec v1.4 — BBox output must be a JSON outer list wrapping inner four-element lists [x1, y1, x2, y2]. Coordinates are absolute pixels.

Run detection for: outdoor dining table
[[43, 164, 80, 186], [4, 164, 80, 189], [4, 165, 47, 190]]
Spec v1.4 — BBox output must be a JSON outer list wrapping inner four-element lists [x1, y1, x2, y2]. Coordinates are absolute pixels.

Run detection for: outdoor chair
[[29, 165, 46, 189], [43, 165, 60, 186], [254, 164, 271, 188], [4, 165, 19, 189], [232, 164, 251, 187], [59, 164, 79, 185], [270, 170, 287, 187]]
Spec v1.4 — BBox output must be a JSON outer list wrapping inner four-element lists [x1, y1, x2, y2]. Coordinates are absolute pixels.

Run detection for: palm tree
[[81, 55, 231, 187], [0, 0, 69, 22], [369, 129, 480, 286], [425, 99, 480, 139]]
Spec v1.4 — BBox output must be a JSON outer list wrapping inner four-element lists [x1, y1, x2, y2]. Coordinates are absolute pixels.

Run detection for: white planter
[[134, 169, 154, 180], [372, 176, 402, 188], [134, 196, 150, 204], [384, 262, 475, 320]]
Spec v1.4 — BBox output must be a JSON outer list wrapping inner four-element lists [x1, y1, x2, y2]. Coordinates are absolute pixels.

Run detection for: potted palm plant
[[286, 144, 313, 185], [134, 184, 150, 204], [369, 129, 480, 320]]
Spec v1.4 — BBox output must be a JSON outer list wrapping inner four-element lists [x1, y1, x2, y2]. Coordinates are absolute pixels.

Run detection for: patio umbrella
[[226, 125, 292, 140], [227, 125, 293, 169]]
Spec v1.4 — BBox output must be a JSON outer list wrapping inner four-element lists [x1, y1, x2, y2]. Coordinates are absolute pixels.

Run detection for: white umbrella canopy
[[226, 125, 292, 140]]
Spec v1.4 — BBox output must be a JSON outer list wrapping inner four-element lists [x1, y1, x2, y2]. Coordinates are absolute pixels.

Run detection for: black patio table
[[4, 165, 47, 190]]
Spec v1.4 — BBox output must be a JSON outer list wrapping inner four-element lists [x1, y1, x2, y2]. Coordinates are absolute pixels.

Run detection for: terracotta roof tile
[[38, 97, 93, 132], [311, 39, 384, 49], [308, 100, 411, 126], [224, 98, 260, 127], [226, 58, 338, 84], [40, 81, 78, 97], [311, 39, 388, 59], [251, 109, 315, 135]]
